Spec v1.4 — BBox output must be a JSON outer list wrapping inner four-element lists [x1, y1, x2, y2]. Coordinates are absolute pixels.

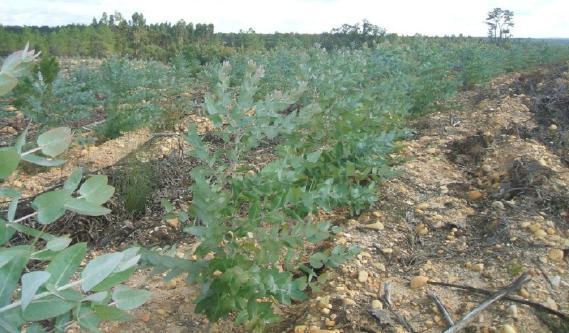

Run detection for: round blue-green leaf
[[36, 127, 72, 158], [31, 190, 70, 224], [46, 236, 72, 252], [0, 72, 18, 96], [112, 285, 150, 310], [64, 198, 111, 216], [0, 147, 20, 179], [78, 175, 114, 205]]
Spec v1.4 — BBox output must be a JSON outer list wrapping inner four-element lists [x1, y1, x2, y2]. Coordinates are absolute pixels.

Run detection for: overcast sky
[[1, 0, 568, 38]]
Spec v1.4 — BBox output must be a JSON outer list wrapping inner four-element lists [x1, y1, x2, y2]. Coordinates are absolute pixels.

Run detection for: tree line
[[0, 13, 389, 62]]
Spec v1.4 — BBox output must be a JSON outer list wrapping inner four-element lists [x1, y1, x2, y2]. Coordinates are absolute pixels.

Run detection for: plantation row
[[1, 38, 569, 332]]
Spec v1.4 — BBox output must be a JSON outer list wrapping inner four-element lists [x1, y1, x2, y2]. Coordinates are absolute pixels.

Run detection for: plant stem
[[13, 212, 38, 224], [0, 279, 84, 314], [21, 147, 42, 157]]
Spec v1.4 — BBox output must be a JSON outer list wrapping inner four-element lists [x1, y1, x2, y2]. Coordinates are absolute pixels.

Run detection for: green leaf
[[0, 72, 18, 96], [7, 223, 55, 241], [0, 147, 20, 179], [306, 150, 322, 163], [92, 267, 136, 292], [14, 124, 29, 154], [0, 317, 19, 333], [0, 253, 12, 269], [81, 252, 124, 292], [78, 175, 115, 205], [112, 285, 150, 310], [31, 249, 59, 261], [22, 295, 75, 321], [47, 243, 87, 287], [0, 246, 31, 306], [31, 190, 70, 224], [76, 304, 101, 333], [46, 236, 72, 252], [1, 188, 21, 223], [92, 304, 131, 321], [64, 167, 83, 192], [21, 153, 65, 167], [83, 291, 108, 303], [36, 127, 72, 157], [309, 252, 327, 269], [21, 271, 51, 310], [114, 247, 140, 273], [54, 313, 72, 333], [0, 220, 9, 246], [64, 198, 111, 216]]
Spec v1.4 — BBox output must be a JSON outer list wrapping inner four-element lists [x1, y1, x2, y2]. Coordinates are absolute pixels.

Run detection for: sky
[[1, 0, 568, 38]]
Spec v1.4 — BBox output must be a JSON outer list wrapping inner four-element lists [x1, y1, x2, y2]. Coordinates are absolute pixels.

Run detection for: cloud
[[1, 0, 567, 38]]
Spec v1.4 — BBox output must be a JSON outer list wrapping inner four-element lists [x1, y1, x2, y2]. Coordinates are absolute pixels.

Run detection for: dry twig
[[443, 273, 530, 333], [380, 283, 416, 333], [427, 291, 455, 328], [428, 276, 569, 320]]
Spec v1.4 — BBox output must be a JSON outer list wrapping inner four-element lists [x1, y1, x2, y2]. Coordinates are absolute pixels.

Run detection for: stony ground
[[2, 65, 568, 333]]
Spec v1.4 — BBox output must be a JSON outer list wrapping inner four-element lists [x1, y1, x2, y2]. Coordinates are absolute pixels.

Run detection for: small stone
[[508, 305, 518, 319], [549, 124, 558, 130], [372, 211, 382, 218], [500, 324, 517, 333], [362, 222, 384, 230], [358, 270, 369, 283], [425, 320, 434, 329], [467, 190, 483, 201], [410, 275, 428, 289], [325, 319, 335, 327], [534, 229, 547, 238], [212, 270, 223, 278], [371, 300, 383, 309], [139, 312, 151, 322], [80, 149, 89, 156], [373, 262, 386, 271], [518, 288, 530, 298], [472, 263, 485, 272], [545, 297, 558, 310], [295, 325, 308, 333], [538, 159, 548, 167], [416, 202, 430, 210], [157, 308, 167, 315], [464, 207, 476, 216], [415, 223, 429, 235], [521, 221, 531, 229], [491, 201, 505, 210], [166, 218, 179, 228], [321, 308, 330, 315], [12, 180, 23, 188], [528, 223, 541, 233], [382, 248, 393, 254], [546, 227, 556, 235], [548, 248, 564, 262], [343, 298, 356, 306]]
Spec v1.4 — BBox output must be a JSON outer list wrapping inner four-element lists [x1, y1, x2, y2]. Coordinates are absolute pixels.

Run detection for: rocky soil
[[2, 65, 569, 333]]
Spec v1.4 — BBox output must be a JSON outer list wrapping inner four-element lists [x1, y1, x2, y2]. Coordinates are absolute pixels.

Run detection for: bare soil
[[2, 65, 569, 333]]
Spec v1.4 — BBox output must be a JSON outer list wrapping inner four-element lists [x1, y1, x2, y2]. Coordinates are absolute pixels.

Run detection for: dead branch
[[428, 277, 569, 320], [380, 283, 416, 333], [443, 273, 530, 333], [427, 291, 455, 328]]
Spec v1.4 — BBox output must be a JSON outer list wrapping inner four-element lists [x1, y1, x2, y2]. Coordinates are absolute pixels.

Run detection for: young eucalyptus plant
[[0, 46, 149, 332], [146, 60, 359, 332]]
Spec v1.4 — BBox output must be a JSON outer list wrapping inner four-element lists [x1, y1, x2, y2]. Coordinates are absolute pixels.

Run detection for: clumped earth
[[2, 65, 569, 333]]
